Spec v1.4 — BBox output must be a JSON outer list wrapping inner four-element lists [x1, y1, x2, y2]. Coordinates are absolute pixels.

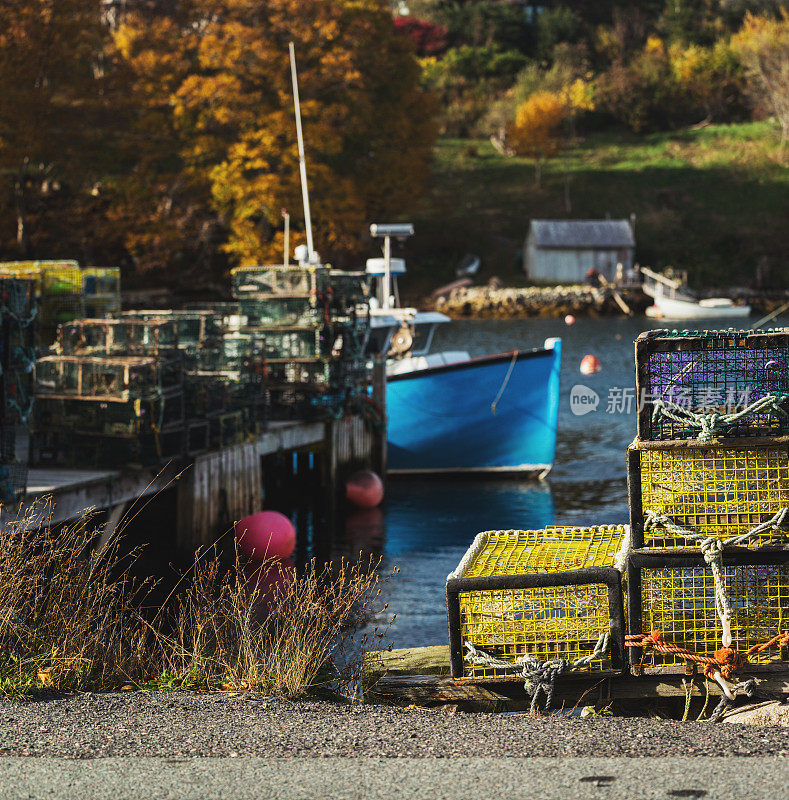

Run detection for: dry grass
[[0, 503, 391, 699]]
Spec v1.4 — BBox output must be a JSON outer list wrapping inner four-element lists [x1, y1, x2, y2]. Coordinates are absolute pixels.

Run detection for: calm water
[[336, 315, 753, 648]]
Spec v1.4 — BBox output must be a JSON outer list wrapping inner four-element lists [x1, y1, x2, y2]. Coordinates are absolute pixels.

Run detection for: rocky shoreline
[[423, 284, 787, 320]]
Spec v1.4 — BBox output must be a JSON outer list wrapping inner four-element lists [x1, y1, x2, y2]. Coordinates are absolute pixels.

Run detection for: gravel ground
[[0, 692, 787, 759]]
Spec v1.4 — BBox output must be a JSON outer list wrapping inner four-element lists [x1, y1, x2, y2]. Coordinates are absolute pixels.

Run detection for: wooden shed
[[523, 219, 635, 284]]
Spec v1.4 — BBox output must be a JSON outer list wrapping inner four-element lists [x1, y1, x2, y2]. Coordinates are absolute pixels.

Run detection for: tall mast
[[288, 42, 314, 262]]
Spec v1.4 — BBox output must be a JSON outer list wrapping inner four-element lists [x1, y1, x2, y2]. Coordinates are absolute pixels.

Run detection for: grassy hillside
[[400, 122, 788, 297]]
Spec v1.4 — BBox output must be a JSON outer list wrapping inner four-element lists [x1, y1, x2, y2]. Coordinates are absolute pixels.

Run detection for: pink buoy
[[235, 511, 296, 560], [345, 470, 384, 509], [580, 354, 601, 375], [564, 314, 575, 325]]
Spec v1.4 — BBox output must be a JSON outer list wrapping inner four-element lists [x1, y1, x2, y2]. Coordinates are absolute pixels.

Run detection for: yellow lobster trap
[[627, 550, 789, 673], [446, 526, 627, 682], [627, 439, 789, 549]]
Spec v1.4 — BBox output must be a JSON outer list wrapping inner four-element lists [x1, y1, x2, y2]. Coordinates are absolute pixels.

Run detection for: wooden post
[[372, 356, 387, 479]]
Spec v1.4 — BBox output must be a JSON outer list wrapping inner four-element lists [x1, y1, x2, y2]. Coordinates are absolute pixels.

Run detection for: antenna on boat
[[370, 223, 414, 310], [289, 42, 315, 264]]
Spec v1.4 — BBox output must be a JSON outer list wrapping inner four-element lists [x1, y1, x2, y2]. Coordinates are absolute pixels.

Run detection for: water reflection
[[337, 478, 554, 648]]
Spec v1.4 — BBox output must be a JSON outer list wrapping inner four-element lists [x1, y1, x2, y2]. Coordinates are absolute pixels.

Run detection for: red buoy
[[580, 354, 601, 375], [564, 314, 575, 325], [345, 470, 384, 509], [235, 511, 296, 560]]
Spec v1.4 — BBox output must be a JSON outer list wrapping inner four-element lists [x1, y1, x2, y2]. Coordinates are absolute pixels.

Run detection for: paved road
[[0, 756, 784, 800], [0, 694, 786, 798]]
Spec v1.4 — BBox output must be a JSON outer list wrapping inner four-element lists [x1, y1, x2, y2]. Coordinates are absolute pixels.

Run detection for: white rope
[[490, 351, 518, 415], [644, 508, 789, 648], [447, 532, 489, 581], [651, 394, 788, 442], [612, 525, 631, 573], [464, 632, 610, 713]]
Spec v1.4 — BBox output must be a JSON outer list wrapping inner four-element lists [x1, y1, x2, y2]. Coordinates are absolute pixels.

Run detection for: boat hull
[[646, 296, 751, 320], [386, 340, 561, 476]]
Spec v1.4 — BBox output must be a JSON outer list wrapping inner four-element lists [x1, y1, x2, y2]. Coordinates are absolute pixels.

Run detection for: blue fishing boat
[[365, 226, 561, 476]]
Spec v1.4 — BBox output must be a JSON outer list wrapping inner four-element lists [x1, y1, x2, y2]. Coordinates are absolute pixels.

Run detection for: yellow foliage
[[563, 79, 595, 113], [508, 91, 567, 160], [645, 35, 666, 57]]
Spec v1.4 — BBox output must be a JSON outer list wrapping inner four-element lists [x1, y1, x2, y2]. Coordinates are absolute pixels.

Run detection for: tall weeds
[[0, 504, 390, 699]]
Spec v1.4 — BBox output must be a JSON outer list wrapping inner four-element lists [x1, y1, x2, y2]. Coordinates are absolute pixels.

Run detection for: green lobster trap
[[230, 264, 329, 298], [635, 328, 789, 442], [446, 526, 627, 683], [121, 310, 221, 348], [33, 391, 185, 435], [36, 355, 183, 399], [627, 550, 789, 673], [265, 358, 331, 388], [57, 318, 179, 357], [627, 439, 789, 549], [239, 296, 323, 327], [260, 325, 327, 360]]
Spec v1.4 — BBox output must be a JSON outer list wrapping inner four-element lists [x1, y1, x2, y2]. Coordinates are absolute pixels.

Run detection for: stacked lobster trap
[[33, 317, 188, 467], [229, 264, 371, 420], [0, 278, 37, 503], [626, 328, 789, 676]]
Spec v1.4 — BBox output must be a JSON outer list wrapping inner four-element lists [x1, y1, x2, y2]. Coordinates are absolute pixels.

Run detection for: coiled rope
[[463, 632, 609, 713], [625, 629, 788, 721], [651, 394, 788, 442], [644, 508, 789, 648]]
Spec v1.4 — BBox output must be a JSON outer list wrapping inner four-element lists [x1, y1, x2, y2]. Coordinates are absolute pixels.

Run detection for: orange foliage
[[508, 91, 568, 161]]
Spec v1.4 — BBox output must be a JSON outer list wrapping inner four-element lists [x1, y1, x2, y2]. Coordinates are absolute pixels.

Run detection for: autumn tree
[[118, 0, 436, 269], [507, 91, 568, 187], [0, 0, 117, 255], [731, 10, 789, 158]]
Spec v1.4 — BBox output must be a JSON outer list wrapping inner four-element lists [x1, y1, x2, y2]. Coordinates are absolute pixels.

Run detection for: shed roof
[[529, 219, 635, 249]]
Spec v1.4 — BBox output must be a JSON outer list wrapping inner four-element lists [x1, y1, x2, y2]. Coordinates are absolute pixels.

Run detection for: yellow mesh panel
[[463, 526, 627, 576], [455, 527, 626, 680], [637, 445, 789, 546], [639, 563, 789, 666]]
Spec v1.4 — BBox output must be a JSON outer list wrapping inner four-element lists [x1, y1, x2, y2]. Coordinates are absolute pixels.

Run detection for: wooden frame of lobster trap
[[57, 318, 180, 357], [230, 264, 329, 299], [634, 327, 789, 442], [627, 438, 789, 549], [627, 549, 789, 675], [445, 527, 627, 683]]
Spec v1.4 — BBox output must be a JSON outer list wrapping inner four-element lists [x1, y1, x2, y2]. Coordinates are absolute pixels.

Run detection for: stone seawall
[[425, 285, 651, 319]]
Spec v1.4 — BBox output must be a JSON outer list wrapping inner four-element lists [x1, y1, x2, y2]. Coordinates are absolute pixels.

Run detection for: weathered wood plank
[[363, 646, 789, 709], [364, 645, 451, 676]]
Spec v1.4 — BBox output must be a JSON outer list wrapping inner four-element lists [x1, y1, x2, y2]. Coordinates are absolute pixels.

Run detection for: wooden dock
[[364, 645, 789, 712], [6, 416, 379, 551]]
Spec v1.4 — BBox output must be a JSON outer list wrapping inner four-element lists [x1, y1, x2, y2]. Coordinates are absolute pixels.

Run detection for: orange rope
[[625, 629, 789, 681]]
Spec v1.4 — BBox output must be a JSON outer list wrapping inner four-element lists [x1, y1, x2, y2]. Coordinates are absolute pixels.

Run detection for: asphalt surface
[[0, 756, 785, 800], [0, 694, 786, 799]]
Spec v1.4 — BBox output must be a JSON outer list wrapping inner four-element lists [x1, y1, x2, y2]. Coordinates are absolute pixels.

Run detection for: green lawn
[[402, 121, 788, 296]]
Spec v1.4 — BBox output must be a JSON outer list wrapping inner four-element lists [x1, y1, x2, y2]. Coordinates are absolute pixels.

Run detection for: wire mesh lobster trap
[[627, 439, 789, 549], [121, 310, 221, 349], [238, 296, 323, 327], [627, 550, 789, 672], [260, 325, 328, 360], [36, 355, 183, 399], [635, 328, 789, 442], [230, 264, 329, 298], [446, 527, 628, 682], [0, 423, 28, 505], [57, 318, 180, 357]]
